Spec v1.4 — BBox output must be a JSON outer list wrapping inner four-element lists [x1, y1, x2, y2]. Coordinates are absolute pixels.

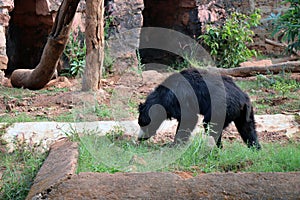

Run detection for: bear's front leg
[[234, 117, 261, 150], [174, 115, 198, 144], [203, 122, 223, 148]]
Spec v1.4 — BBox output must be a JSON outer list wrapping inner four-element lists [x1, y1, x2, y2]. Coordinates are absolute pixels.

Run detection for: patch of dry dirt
[[0, 72, 155, 121], [223, 129, 300, 145]]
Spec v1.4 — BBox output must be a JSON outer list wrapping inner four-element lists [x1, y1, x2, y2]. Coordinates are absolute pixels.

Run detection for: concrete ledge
[[2, 121, 140, 152], [2, 114, 299, 152]]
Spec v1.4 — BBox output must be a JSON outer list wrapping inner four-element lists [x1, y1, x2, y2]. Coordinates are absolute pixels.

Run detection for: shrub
[[269, 0, 300, 52], [200, 10, 261, 68], [63, 15, 116, 78], [256, 70, 300, 98], [64, 30, 86, 77]]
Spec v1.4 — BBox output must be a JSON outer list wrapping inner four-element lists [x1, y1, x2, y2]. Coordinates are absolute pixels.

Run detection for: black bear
[[138, 68, 261, 149]]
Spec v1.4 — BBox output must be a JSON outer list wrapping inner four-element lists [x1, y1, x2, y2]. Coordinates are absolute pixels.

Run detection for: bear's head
[[138, 102, 167, 141]]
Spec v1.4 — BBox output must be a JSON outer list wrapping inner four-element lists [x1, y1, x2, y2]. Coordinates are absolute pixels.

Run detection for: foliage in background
[[102, 47, 115, 77], [102, 15, 116, 76], [104, 16, 115, 39], [64, 30, 86, 77], [136, 50, 145, 74], [269, 0, 300, 52], [63, 15, 116, 78], [255, 70, 300, 98], [236, 72, 300, 114], [200, 10, 261, 68]]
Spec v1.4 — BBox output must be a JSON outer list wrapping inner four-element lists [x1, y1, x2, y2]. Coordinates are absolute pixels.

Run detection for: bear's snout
[[137, 129, 151, 141], [137, 137, 150, 141]]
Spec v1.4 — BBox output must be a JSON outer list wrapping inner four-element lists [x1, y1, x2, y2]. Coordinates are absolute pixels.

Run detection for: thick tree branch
[[10, 0, 80, 90], [213, 61, 300, 77]]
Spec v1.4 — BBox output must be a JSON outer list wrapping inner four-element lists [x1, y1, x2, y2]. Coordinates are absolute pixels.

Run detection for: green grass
[[0, 85, 72, 123], [0, 85, 68, 99], [95, 104, 112, 120], [53, 112, 77, 122], [0, 145, 47, 200], [236, 74, 300, 114], [173, 140, 300, 173], [77, 139, 120, 173], [75, 129, 300, 174], [78, 135, 181, 172], [0, 113, 47, 123]]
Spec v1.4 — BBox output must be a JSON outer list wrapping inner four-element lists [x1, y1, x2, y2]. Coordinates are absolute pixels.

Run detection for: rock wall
[[194, 0, 288, 55], [0, 0, 13, 71], [105, 0, 144, 74], [143, 0, 199, 37], [5, 0, 53, 75]]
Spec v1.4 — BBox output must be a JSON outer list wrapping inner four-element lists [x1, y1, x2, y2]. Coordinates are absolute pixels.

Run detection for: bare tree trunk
[[214, 61, 300, 77], [10, 0, 80, 90], [82, 0, 105, 91]]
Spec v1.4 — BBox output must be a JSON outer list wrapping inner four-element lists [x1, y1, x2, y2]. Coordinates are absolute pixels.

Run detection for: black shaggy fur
[[138, 68, 261, 149]]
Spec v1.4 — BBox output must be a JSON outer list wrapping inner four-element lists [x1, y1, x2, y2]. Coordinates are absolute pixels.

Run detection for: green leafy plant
[[169, 58, 190, 72], [102, 47, 115, 77], [102, 15, 116, 77], [64, 30, 86, 77], [95, 104, 112, 120], [104, 16, 115, 39], [64, 16, 116, 78], [200, 10, 261, 68], [269, 0, 300, 51], [255, 70, 300, 98], [133, 50, 145, 75], [272, 75, 299, 98]]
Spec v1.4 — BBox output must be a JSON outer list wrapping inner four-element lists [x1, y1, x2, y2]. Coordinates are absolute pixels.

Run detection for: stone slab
[[31, 171, 300, 199], [26, 138, 78, 200], [255, 114, 299, 136]]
